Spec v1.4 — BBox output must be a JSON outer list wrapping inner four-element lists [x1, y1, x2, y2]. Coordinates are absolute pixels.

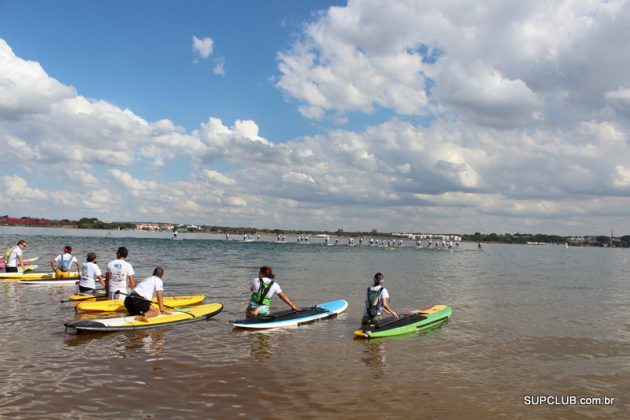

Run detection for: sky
[[1, 0, 630, 236]]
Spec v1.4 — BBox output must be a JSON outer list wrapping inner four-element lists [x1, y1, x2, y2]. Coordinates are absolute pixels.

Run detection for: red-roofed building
[[0, 216, 52, 226]]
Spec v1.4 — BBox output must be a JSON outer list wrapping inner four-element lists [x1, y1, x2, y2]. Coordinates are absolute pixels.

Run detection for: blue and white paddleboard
[[233, 299, 348, 329]]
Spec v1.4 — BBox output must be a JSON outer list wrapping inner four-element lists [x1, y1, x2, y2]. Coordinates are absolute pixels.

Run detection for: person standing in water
[[51, 245, 81, 278], [362, 272, 398, 325], [105, 247, 135, 300], [78, 252, 105, 294], [246, 266, 298, 318], [4, 240, 27, 273]]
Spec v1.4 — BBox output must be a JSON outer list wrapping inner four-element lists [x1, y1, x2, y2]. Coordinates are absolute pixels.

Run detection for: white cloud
[[605, 88, 630, 102], [233, 119, 269, 144], [202, 169, 237, 186], [614, 165, 630, 188], [276, 0, 630, 130], [281, 171, 315, 184], [213, 57, 225, 76], [0, 39, 75, 119], [59, 169, 99, 187], [223, 196, 247, 207], [434, 61, 541, 128], [0, 175, 48, 201], [4, 0, 630, 236], [192, 36, 213, 60], [108, 169, 151, 197]]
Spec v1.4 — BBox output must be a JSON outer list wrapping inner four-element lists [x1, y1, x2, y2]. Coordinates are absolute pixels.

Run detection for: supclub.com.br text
[[523, 395, 615, 406]]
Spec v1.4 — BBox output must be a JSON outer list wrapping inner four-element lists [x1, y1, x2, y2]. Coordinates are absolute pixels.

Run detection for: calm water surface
[[0, 227, 628, 418]]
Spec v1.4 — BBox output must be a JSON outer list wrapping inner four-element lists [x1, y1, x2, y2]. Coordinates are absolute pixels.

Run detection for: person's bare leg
[[135, 306, 159, 322]]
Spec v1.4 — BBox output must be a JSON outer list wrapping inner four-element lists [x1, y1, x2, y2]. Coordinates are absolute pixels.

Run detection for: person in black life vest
[[362, 272, 398, 325], [246, 266, 299, 318]]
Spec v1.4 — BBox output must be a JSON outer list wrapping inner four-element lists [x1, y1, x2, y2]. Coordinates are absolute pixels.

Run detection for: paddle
[[60, 289, 107, 303], [60, 293, 107, 303]]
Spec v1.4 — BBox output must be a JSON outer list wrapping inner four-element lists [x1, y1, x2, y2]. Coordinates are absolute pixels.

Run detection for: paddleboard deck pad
[[76, 295, 205, 312], [354, 304, 451, 338], [65, 302, 223, 332], [233, 299, 348, 329]]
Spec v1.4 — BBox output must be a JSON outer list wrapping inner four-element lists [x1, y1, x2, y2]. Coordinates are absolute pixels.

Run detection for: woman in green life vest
[[246, 266, 299, 318], [362, 272, 398, 325]]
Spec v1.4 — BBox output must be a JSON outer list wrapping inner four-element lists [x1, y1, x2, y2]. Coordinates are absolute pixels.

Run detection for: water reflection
[[125, 329, 165, 357], [64, 326, 166, 359], [357, 320, 449, 379], [248, 333, 273, 361], [63, 331, 105, 347], [361, 341, 388, 379]]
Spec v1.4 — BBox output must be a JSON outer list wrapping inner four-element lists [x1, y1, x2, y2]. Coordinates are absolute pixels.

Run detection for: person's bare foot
[[135, 315, 149, 322]]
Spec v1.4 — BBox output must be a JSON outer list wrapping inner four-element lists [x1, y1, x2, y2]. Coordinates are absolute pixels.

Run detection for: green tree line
[[76, 218, 135, 230]]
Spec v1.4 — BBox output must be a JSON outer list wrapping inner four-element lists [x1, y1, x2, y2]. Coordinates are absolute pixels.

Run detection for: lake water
[[0, 227, 628, 418]]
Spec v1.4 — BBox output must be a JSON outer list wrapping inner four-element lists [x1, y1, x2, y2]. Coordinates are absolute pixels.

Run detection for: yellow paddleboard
[[76, 295, 205, 312], [65, 302, 223, 332], [0, 269, 79, 280], [68, 293, 106, 302]]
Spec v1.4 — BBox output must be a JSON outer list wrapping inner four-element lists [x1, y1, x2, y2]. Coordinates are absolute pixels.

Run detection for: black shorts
[[78, 285, 95, 293], [124, 295, 151, 315], [361, 315, 382, 325], [5, 267, 18, 273]]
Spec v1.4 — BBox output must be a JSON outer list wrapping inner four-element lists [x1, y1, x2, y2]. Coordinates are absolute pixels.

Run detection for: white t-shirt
[[249, 277, 282, 303], [54, 253, 78, 271], [133, 275, 164, 301], [363, 285, 390, 316], [106, 259, 135, 296], [80, 261, 102, 289], [7, 247, 22, 267]]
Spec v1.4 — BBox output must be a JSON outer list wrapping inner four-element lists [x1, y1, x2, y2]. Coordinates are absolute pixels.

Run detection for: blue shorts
[[246, 302, 270, 318]]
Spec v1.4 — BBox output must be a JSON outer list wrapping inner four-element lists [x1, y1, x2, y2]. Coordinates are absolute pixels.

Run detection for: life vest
[[366, 286, 384, 318], [3, 247, 13, 265], [58, 254, 73, 272], [250, 279, 275, 306]]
